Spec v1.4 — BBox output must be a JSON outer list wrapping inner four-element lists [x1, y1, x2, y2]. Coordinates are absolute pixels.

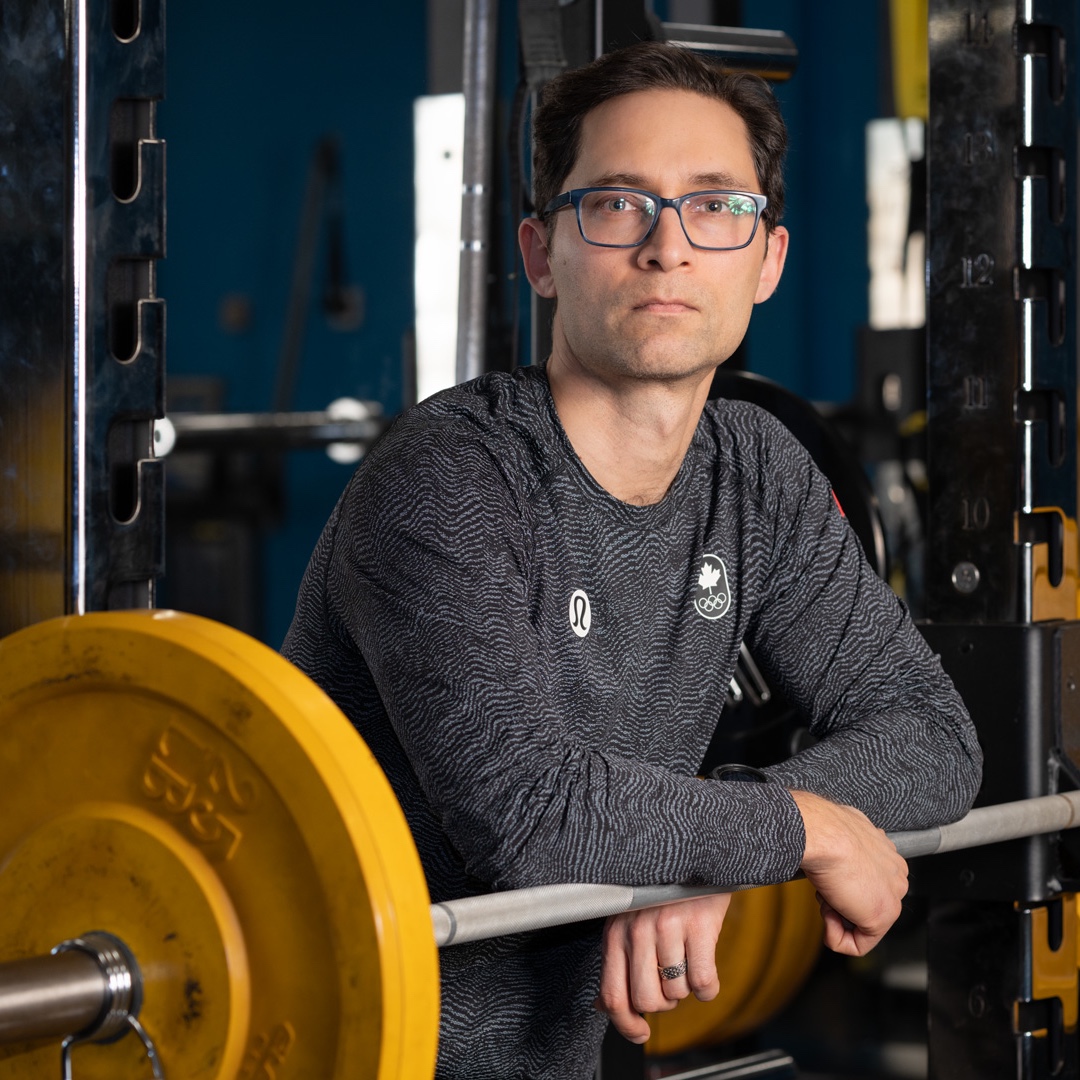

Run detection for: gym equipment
[[457, 0, 498, 384], [154, 402, 388, 457], [922, 1, 1080, 1075], [926, 0, 1079, 626], [0, 610, 439, 1079], [0, 0, 166, 634], [431, 788, 1080, 946], [3, 610, 1080, 1078]]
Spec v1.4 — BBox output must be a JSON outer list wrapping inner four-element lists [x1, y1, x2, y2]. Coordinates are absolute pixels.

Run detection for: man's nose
[[638, 205, 692, 265]]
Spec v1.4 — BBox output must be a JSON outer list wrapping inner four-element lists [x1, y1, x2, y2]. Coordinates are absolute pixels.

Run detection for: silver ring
[[658, 958, 688, 980]]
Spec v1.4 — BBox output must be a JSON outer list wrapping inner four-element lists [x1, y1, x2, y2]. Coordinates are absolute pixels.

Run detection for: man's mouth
[[634, 297, 696, 313]]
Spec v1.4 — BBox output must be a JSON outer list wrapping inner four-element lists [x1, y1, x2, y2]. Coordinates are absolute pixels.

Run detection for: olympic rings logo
[[697, 592, 728, 612], [693, 555, 731, 621]]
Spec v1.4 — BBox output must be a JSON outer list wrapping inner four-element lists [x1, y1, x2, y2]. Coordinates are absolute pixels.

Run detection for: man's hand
[[595, 892, 732, 1043], [791, 789, 908, 956]]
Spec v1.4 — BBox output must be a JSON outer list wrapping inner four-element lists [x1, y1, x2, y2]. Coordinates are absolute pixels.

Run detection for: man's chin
[[611, 350, 724, 384]]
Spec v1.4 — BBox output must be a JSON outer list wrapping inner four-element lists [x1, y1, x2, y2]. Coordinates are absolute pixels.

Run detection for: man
[[283, 41, 981, 1079]]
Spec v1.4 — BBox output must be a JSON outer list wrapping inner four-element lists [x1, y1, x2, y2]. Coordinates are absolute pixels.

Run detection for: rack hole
[[111, 0, 140, 41], [108, 259, 152, 362], [110, 98, 151, 202], [107, 419, 152, 524]]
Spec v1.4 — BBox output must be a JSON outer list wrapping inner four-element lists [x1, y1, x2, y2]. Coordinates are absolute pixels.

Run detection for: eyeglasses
[[541, 187, 768, 251]]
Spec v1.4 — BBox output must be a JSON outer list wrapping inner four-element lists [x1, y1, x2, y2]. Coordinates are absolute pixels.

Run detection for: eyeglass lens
[[578, 190, 759, 249]]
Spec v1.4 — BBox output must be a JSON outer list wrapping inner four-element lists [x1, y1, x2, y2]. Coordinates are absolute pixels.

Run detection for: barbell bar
[[1, 611, 1078, 1078], [430, 789, 1080, 945], [11, 785, 1079, 1047]]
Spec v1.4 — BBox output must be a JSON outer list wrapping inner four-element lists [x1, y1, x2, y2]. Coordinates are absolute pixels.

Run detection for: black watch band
[[708, 762, 770, 784]]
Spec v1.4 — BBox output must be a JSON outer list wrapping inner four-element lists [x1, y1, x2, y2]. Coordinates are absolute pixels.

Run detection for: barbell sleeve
[[0, 932, 141, 1047], [889, 788, 1080, 858], [432, 790, 1080, 947], [0, 951, 107, 1043]]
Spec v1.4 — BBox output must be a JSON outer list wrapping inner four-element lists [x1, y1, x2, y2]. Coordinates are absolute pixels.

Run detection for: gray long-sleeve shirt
[[282, 364, 981, 1079]]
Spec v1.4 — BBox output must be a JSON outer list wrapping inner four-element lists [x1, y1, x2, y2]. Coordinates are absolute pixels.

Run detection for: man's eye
[[606, 195, 646, 213]]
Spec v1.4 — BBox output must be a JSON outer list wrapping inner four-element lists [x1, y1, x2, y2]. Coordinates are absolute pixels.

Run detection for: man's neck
[[546, 349, 715, 506]]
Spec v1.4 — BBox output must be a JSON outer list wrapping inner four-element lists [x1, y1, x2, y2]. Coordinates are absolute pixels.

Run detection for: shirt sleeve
[[320, 421, 808, 892], [745, 415, 983, 830]]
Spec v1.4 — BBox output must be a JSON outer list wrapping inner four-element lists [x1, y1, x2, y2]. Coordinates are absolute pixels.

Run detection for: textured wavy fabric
[[282, 364, 981, 1079]]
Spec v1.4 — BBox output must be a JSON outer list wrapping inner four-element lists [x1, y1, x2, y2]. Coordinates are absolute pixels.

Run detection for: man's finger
[[655, 913, 692, 1003], [596, 996, 652, 1043], [596, 922, 653, 1043], [685, 932, 720, 1002], [819, 899, 890, 956], [658, 953, 691, 1003]]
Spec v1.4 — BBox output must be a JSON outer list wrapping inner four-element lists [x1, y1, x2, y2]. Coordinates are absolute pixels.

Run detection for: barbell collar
[[52, 931, 142, 1043]]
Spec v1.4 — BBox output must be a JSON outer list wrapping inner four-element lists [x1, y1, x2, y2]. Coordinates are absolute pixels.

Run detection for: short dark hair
[[532, 41, 787, 235]]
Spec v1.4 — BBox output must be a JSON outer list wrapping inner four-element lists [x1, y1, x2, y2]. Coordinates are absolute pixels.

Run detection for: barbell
[[0, 610, 1077, 1078], [429, 787, 1080, 946]]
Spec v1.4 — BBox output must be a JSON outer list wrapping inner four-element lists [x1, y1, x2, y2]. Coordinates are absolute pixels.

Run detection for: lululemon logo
[[693, 555, 731, 620], [569, 589, 591, 638]]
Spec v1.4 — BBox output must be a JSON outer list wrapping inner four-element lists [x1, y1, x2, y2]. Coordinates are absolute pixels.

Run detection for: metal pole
[[432, 790, 1080, 946], [455, 0, 498, 383], [0, 931, 144, 1049], [0, 951, 106, 1043], [162, 408, 388, 453]]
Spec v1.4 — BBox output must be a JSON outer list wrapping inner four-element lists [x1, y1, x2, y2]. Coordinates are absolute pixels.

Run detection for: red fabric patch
[[832, 489, 846, 518]]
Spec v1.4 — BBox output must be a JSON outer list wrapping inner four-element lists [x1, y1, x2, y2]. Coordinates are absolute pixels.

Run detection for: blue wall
[[160, 1, 883, 645], [740, 0, 882, 403], [161, 3, 426, 644]]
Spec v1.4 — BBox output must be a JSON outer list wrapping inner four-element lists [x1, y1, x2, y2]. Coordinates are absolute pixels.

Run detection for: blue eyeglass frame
[[540, 187, 769, 251]]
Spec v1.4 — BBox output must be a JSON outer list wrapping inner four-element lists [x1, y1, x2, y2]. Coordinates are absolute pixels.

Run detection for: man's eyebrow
[[585, 172, 652, 190], [584, 170, 751, 191], [690, 171, 748, 190]]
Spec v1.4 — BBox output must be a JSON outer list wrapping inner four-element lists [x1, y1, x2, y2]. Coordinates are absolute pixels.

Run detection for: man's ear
[[754, 225, 789, 304], [518, 217, 557, 299]]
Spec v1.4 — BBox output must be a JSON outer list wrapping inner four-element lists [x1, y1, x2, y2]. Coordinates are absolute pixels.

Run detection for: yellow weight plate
[[0, 803, 249, 1075], [0, 611, 439, 1079], [645, 878, 821, 1056]]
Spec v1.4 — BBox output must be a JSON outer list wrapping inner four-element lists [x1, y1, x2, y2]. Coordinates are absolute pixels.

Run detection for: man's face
[[520, 88, 787, 384]]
